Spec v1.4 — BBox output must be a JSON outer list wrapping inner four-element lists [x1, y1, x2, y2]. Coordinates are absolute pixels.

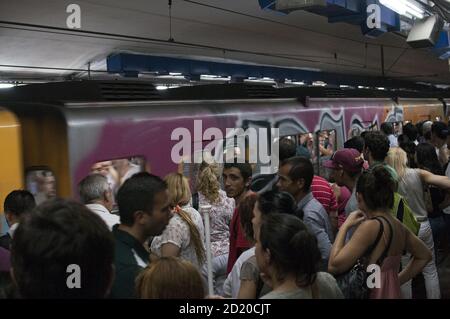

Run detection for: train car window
[[296, 133, 315, 160], [316, 130, 336, 178], [25, 168, 57, 205], [90, 157, 146, 195]]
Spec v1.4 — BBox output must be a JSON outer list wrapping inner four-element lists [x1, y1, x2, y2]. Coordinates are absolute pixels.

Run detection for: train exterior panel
[[0, 90, 446, 202]]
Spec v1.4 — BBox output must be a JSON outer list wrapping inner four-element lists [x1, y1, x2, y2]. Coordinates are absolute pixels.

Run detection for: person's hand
[[343, 210, 366, 229]]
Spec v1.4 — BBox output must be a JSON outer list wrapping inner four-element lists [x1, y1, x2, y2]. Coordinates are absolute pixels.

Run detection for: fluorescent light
[[200, 74, 231, 81], [0, 83, 14, 89], [313, 81, 327, 87], [380, 0, 424, 19], [156, 85, 168, 90], [244, 77, 276, 84]]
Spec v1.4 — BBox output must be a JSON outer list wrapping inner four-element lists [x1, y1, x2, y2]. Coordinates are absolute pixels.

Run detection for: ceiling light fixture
[[0, 83, 14, 89], [380, 0, 425, 19]]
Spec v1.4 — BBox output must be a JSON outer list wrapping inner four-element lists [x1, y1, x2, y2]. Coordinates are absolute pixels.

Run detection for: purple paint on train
[[72, 100, 393, 192], [73, 115, 239, 186]]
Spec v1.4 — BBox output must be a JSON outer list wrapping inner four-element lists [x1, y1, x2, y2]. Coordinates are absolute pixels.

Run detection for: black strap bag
[[335, 216, 393, 299]]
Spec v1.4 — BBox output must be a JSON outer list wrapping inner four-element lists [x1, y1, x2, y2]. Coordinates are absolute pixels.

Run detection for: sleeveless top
[[398, 168, 428, 222], [369, 216, 401, 299]]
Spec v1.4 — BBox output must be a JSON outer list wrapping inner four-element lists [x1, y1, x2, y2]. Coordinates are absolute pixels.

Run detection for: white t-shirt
[[86, 203, 120, 230]]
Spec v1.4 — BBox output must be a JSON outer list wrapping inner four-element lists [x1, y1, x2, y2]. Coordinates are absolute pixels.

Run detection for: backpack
[[392, 193, 420, 236]]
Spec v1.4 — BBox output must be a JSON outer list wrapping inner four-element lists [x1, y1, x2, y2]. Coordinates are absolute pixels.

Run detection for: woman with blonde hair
[[136, 256, 205, 299], [386, 147, 450, 299], [196, 160, 234, 296], [150, 173, 206, 270]]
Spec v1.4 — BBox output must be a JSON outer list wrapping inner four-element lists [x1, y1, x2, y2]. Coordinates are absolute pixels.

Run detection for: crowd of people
[[0, 120, 449, 299]]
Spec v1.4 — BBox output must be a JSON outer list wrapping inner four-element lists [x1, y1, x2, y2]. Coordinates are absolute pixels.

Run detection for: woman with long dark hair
[[257, 214, 343, 299], [328, 166, 431, 299]]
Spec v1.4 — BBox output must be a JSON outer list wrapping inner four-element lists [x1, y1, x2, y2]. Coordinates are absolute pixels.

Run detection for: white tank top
[[398, 168, 428, 222]]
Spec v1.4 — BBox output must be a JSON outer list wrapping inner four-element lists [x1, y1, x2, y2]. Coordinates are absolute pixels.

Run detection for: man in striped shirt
[[311, 175, 338, 232]]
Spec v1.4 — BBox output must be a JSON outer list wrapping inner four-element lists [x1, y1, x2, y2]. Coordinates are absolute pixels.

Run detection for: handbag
[[335, 217, 386, 299]]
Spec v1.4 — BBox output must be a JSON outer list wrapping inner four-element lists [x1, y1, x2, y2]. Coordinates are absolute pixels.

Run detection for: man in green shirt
[[110, 172, 171, 298]]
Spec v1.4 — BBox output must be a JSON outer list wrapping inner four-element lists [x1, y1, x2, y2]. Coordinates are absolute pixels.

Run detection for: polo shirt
[[110, 225, 149, 299], [311, 175, 338, 216]]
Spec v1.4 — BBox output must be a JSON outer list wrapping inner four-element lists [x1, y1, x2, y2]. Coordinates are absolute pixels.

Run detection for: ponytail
[[176, 207, 206, 265]]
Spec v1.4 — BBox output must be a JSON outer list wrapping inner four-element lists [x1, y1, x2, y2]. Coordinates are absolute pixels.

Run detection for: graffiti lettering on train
[[171, 120, 279, 173], [66, 4, 81, 29], [66, 264, 81, 289]]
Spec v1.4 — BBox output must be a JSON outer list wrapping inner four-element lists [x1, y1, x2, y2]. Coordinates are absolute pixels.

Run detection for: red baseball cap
[[323, 148, 365, 173]]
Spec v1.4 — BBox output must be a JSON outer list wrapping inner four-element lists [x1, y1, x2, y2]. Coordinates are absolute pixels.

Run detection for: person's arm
[[398, 227, 432, 285], [328, 211, 377, 275], [303, 211, 333, 261], [329, 188, 339, 235], [419, 169, 450, 190], [237, 280, 257, 299], [157, 217, 183, 258], [160, 242, 181, 257]]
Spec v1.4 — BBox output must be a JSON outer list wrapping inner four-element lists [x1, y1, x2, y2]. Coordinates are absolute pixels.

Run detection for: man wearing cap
[[431, 121, 449, 167], [323, 148, 365, 218]]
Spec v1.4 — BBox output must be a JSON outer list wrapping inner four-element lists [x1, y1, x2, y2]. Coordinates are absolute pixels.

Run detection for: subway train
[[0, 80, 448, 208]]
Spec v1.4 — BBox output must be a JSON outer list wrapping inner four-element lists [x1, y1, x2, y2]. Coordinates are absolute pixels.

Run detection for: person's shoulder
[[353, 218, 382, 238], [183, 205, 201, 216], [219, 189, 235, 204], [308, 197, 328, 215], [317, 271, 337, 283], [316, 272, 344, 298], [312, 175, 331, 186]]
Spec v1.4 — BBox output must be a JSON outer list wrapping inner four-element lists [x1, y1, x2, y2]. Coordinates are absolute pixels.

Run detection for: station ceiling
[[1, 0, 450, 85]]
